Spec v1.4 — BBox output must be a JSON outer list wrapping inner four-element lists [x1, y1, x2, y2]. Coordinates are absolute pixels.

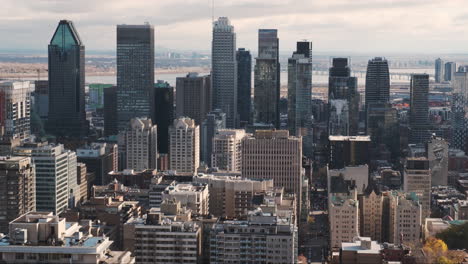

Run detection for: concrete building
[[435, 58, 444, 83], [242, 130, 303, 215], [329, 165, 369, 194], [161, 183, 209, 215], [107, 169, 156, 189], [153, 81, 174, 154], [0, 212, 134, 263], [169, 117, 199, 175], [47, 20, 88, 137], [393, 192, 422, 245], [209, 207, 297, 264], [0, 156, 35, 233], [329, 135, 370, 170], [76, 143, 118, 186], [200, 109, 225, 166], [212, 17, 237, 128], [124, 208, 201, 264], [404, 157, 431, 219], [236, 48, 252, 127], [0, 81, 32, 141], [359, 184, 383, 242], [329, 186, 359, 249], [409, 74, 431, 144], [288, 41, 313, 157], [122, 117, 157, 171], [427, 136, 449, 186], [193, 173, 274, 218], [116, 24, 154, 131], [254, 29, 280, 128], [211, 129, 245, 172], [176, 73, 211, 125], [76, 162, 88, 203], [332, 237, 382, 264], [445, 62, 456, 82], [451, 71, 468, 150]]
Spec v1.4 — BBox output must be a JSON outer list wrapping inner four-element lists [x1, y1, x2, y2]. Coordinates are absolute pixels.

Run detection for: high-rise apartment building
[[153, 80, 174, 154], [329, 184, 359, 249], [116, 24, 154, 131], [451, 71, 468, 150], [209, 207, 297, 264], [242, 130, 303, 214], [328, 58, 359, 136], [393, 192, 422, 245], [176, 73, 211, 125], [212, 17, 237, 128], [0, 81, 31, 141], [427, 136, 448, 186], [254, 29, 280, 128], [211, 129, 245, 172], [404, 157, 431, 219], [123, 117, 157, 171], [409, 74, 431, 144], [103, 86, 118, 136], [200, 109, 225, 166], [435, 58, 444, 83], [445, 62, 457, 82], [169, 117, 199, 175], [47, 20, 87, 137], [236, 48, 252, 127], [161, 183, 209, 215], [359, 184, 383, 242], [0, 156, 35, 233]]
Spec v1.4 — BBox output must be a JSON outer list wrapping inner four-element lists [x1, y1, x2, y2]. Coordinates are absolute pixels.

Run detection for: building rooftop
[[328, 135, 371, 142], [341, 237, 381, 254]]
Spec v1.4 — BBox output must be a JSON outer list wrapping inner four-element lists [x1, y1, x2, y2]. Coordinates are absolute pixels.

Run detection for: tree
[[436, 256, 454, 264], [436, 221, 468, 250]]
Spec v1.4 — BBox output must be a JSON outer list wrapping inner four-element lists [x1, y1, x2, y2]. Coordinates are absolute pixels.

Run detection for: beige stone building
[[393, 192, 422, 245], [329, 187, 359, 249], [404, 157, 431, 219], [193, 173, 273, 218], [161, 183, 209, 215], [359, 185, 383, 242], [124, 117, 157, 171], [169, 117, 199, 175], [211, 129, 246, 172], [242, 130, 303, 215]]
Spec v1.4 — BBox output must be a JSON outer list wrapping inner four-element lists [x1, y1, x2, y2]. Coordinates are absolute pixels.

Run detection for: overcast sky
[[1, 0, 467, 54]]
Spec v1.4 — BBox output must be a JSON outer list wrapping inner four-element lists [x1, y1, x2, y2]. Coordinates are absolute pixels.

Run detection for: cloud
[[0, 0, 466, 53]]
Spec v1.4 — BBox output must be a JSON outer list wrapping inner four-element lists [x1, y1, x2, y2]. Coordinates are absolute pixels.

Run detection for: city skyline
[[1, 0, 468, 54]]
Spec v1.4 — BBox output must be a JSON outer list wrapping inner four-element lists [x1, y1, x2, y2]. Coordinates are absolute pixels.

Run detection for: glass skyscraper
[[409, 74, 431, 144], [236, 48, 252, 128], [47, 20, 87, 137], [116, 24, 154, 131]]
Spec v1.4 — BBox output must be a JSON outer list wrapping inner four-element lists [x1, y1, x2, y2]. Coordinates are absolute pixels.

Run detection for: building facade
[[175, 73, 211, 125], [123, 117, 157, 171], [200, 110, 226, 166], [211, 129, 245, 172], [0, 81, 31, 142], [153, 81, 174, 154], [409, 74, 431, 144], [404, 157, 431, 219], [103, 86, 117, 136], [169, 117, 199, 175], [236, 48, 252, 127], [435, 58, 444, 83]]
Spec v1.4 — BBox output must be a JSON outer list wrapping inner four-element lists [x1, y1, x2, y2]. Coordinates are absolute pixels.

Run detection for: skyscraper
[[103, 86, 117, 137], [365, 57, 390, 112], [116, 24, 154, 131], [409, 74, 430, 144], [212, 17, 237, 128], [47, 20, 87, 137], [254, 29, 280, 128], [445, 62, 457, 82], [169, 117, 199, 175], [328, 58, 358, 136], [124, 117, 157, 171], [435, 58, 444, 83], [236, 48, 252, 127], [153, 80, 174, 154], [0, 81, 31, 141], [200, 109, 226, 166], [451, 71, 468, 150], [175, 73, 211, 125]]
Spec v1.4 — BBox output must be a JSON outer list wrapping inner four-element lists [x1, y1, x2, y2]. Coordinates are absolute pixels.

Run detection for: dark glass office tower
[[116, 24, 154, 131], [444, 62, 456, 82], [409, 74, 431, 144], [236, 48, 252, 128], [328, 58, 358, 136], [47, 20, 87, 137], [254, 29, 280, 128], [103, 86, 117, 137], [153, 81, 174, 154], [365, 57, 390, 111]]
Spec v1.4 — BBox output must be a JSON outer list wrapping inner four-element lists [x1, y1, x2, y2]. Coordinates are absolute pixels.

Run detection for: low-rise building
[[162, 183, 209, 215], [331, 237, 382, 264], [107, 169, 157, 189]]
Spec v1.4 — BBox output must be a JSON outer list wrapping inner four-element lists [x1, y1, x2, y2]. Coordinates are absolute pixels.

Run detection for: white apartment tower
[[211, 129, 245, 172], [124, 117, 157, 171], [169, 117, 199, 175], [212, 17, 237, 128]]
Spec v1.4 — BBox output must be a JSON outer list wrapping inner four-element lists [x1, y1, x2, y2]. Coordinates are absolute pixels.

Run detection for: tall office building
[[328, 135, 370, 169], [175, 73, 211, 125], [212, 17, 237, 128], [242, 130, 303, 215], [200, 109, 225, 166], [47, 20, 87, 137], [103, 86, 117, 136], [435, 58, 444, 83], [116, 24, 154, 131], [365, 57, 390, 109], [236, 48, 252, 127], [254, 29, 280, 128], [123, 117, 157, 171], [0, 81, 31, 141], [169, 117, 199, 175], [288, 41, 313, 156], [404, 157, 431, 219], [409, 74, 431, 144], [211, 129, 245, 172], [445, 62, 457, 82], [153, 80, 174, 154], [451, 71, 468, 150], [328, 58, 358, 136], [0, 156, 35, 233]]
